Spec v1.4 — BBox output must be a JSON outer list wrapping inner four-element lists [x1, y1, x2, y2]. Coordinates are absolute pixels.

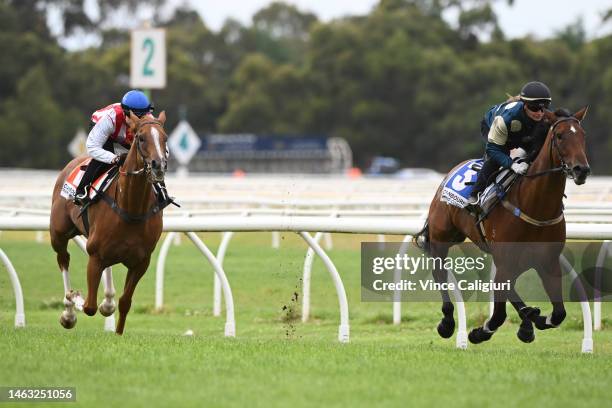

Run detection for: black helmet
[[519, 81, 551, 102]]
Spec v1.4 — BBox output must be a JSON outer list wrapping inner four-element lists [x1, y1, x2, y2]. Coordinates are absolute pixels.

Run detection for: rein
[[500, 116, 580, 227], [103, 118, 175, 223]]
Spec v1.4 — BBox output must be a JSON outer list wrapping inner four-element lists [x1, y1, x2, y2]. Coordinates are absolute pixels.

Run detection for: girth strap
[[77, 183, 179, 229], [82, 207, 90, 237], [96, 191, 176, 224], [500, 199, 564, 227]]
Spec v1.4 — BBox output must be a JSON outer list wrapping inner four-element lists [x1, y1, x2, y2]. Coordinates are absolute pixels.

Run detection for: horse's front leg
[[116, 258, 150, 335], [508, 287, 540, 343], [469, 271, 510, 344], [531, 261, 566, 330], [83, 256, 105, 316]]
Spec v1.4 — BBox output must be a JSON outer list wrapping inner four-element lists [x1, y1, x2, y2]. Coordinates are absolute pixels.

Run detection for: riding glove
[[111, 153, 128, 166], [510, 162, 529, 175]]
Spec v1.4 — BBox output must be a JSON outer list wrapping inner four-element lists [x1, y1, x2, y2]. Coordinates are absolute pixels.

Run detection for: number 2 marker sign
[[130, 28, 166, 89]]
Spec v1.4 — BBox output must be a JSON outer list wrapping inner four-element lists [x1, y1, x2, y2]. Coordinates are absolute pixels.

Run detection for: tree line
[[1, 0, 611, 172]]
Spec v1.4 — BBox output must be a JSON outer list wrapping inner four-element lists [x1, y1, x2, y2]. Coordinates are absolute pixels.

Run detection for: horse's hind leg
[[430, 242, 455, 338], [116, 258, 150, 335], [50, 230, 79, 329]]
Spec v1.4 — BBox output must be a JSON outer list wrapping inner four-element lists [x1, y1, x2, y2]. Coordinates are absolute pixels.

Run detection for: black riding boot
[[469, 158, 500, 203], [74, 159, 112, 205]]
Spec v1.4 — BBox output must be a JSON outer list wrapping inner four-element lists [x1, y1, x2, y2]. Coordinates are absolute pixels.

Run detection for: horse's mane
[[526, 119, 550, 162], [526, 108, 572, 162], [553, 108, 571, 117]]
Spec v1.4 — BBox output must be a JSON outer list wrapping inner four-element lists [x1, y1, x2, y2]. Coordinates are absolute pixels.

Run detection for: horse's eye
[[139, 135, 145, 142], [556, 133, 563, 140]]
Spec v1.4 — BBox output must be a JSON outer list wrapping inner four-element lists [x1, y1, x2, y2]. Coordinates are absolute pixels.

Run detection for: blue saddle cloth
[[440, 159, 483, 208]]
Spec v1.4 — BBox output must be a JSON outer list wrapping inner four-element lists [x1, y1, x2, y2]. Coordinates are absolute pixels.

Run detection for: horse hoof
[[533, 316, 549, 331], [98, 301, 115, 317], [83, 306, 97, 316], [517, 326, 535, 343], [468, 327, 493, 344], [437, 318, 455, 339], [521, 307, 541, 321], [468, 329, 482, 344], [60, 311, 77, 329]]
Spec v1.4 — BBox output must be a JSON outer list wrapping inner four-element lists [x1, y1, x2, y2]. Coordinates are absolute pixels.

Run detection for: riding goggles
[[121, 104, 154, 118], [525, 100, 551, 112]]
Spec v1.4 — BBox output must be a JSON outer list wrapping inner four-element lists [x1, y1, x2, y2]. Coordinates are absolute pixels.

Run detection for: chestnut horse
[[415, 107, 590, 345], [50, 111, 169, 334]]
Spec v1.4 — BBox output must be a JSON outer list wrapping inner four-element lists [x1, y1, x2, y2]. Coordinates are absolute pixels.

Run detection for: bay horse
[[50, 111, 169, 334], [414, 107, 590, 345]]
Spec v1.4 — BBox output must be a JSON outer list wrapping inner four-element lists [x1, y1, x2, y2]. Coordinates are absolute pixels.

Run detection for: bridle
[[525, 117, 581, 179], [119, 120, 166, 178], [498, 116, 584, 227], [84, 118, 176, 227]]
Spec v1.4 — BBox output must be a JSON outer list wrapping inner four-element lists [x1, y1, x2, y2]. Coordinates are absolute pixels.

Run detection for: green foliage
[[1, 0, 612, 172], [0, 66, 79, 167]]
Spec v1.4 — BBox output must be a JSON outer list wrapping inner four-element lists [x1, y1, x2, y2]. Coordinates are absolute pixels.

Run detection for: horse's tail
[[412, 219, 431, 254]]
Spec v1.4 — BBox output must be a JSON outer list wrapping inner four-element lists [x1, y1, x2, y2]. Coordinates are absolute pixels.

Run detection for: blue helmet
[[121, 90, 152, 116]]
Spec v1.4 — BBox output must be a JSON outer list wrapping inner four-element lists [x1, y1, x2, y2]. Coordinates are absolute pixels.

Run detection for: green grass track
[[0, 232, 610, 407]]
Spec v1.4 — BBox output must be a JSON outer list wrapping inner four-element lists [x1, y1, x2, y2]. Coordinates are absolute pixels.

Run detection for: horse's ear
[[125, 111, 139, 131], [574, 105, 589, 122], [543, 110, 556, 124], [157, 110, 166, 125]]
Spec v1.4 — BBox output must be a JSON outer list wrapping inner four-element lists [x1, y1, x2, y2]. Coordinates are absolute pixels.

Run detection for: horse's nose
[[573, 164, 590, 176], [150, 159, 165, 181], [573, 164, 591, 184]]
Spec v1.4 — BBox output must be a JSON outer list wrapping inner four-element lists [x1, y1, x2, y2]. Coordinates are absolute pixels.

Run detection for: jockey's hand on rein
[[112, 153, 128, 166], [511, 162, 529, 175]]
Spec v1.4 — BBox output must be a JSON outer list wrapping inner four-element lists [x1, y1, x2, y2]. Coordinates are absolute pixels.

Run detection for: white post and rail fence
[[0, 215, 609, 353]]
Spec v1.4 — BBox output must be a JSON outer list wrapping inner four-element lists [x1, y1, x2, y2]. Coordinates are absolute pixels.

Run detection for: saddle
[[472, 166, 519, 218], [441, 159, 520, 219], [60, 158, 119, 204]]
